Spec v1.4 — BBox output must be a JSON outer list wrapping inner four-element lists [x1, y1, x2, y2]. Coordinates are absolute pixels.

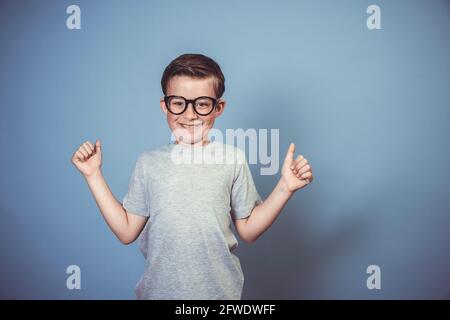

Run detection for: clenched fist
[[71, 140, 102, 178]]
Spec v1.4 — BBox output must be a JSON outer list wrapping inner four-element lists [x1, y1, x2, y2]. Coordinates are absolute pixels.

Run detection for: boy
[[71, 53, 314, 299]]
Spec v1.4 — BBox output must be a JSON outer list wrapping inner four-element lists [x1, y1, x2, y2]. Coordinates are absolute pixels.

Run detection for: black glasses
[[164, 95, 218, 116]]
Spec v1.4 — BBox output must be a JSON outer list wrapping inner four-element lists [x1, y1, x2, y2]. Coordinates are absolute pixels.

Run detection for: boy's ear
[[160, 97, 168, 114], [214, 99, 227, 118]]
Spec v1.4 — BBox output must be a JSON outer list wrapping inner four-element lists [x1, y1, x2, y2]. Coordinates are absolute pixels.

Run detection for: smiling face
[[160, 75, 226, 145]]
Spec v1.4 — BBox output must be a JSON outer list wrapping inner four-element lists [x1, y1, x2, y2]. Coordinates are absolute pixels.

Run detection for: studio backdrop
[[0, 0, 449, 299]]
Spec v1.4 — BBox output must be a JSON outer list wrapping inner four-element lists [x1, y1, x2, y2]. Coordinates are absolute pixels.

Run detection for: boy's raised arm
[[234, 143, 314, 243], [71, 140, 147, 244]]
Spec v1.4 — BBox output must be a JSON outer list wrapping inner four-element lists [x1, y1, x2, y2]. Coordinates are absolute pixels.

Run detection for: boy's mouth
[[179, 123, 203, 129]]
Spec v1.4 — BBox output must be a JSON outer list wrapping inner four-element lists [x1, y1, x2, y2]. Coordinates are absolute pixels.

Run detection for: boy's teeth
[[182, 124, 200, 127]]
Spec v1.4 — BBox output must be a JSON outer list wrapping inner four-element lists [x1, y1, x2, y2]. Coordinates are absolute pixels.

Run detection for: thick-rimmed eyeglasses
[[164, 95, 218, 116]]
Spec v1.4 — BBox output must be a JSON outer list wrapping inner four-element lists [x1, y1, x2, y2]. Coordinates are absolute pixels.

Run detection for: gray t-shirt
[[122, 141, 263, 300]]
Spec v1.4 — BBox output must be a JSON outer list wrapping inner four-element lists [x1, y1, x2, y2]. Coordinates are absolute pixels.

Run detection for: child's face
[[160, 75, 226, 145]]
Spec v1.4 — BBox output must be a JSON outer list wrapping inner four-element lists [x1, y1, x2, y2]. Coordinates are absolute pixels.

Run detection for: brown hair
[[161, 53, 225, 98]]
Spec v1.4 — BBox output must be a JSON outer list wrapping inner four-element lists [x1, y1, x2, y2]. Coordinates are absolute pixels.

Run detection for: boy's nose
[[184, 103, 198, 119]]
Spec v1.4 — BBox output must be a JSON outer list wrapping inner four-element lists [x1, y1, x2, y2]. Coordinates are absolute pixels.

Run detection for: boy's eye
[[196, 104, 211, 110]]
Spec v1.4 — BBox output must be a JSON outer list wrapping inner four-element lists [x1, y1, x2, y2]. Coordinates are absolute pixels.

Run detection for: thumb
[[95, 139, 102, 154], [284, 142, 295, 164]]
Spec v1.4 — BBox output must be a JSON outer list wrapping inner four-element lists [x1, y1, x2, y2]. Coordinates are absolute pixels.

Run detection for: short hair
[[161, 53, 225, 98]]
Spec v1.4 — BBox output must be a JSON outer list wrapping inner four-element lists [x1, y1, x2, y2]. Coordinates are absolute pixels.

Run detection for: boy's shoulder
[[136, 143, 172, 162]]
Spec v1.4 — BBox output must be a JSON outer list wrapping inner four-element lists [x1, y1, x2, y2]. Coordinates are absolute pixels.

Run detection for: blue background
[[1, 0, 449, 299]]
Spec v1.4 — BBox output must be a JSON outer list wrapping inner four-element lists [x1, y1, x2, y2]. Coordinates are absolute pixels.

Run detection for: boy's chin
[[175, 133, 205, 145]]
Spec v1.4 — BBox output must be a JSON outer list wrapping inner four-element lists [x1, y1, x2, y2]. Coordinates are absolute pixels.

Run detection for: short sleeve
[[122, 155, 150, 217], [230, 152, 263, 220]]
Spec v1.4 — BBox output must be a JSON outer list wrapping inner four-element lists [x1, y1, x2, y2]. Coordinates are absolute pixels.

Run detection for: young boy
[[71, 53, 314, 300]]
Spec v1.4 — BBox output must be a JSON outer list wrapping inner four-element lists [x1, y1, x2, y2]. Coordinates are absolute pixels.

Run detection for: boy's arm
[[234, 143, 314, 243], [72, 140, 147, 245], [85, 171, 148, 245]]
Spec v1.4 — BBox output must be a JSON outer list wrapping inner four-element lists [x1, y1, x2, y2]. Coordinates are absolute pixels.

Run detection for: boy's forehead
[[166, 75, 216, 98]]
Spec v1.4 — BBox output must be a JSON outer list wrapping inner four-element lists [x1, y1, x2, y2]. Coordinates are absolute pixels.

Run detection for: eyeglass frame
[[163, 95, 219, 116]]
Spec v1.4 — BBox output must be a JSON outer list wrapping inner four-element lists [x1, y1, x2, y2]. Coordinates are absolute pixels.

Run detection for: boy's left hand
[[281, 143, 314, 193]]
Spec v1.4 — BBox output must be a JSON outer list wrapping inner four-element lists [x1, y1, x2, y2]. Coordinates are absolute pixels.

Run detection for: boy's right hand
[[71, 140, 102, 178]]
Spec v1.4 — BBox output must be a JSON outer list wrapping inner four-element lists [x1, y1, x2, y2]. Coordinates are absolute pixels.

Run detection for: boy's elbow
[[241, 233, 258, 244], [118, 234, 137, 245], [235, 218, 258, 244], [120, 238, 135, 245]]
